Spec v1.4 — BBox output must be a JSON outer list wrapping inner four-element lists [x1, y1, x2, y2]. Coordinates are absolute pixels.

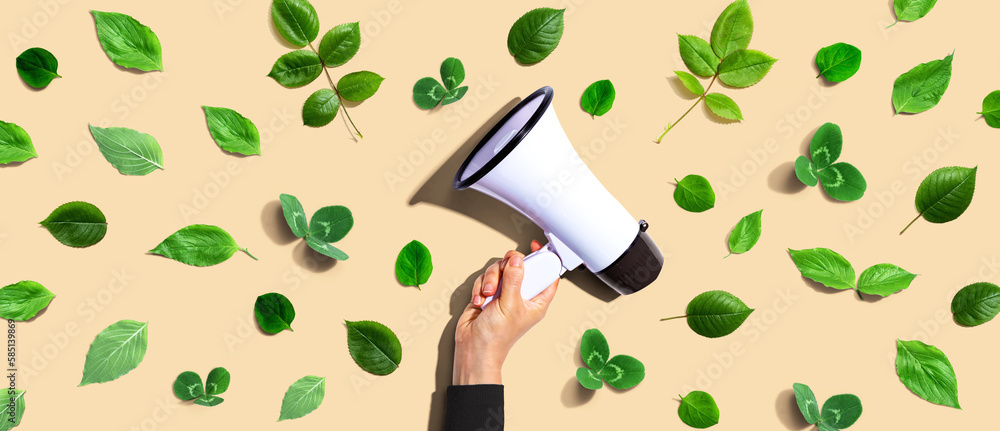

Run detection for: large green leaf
[[704, 93, 742, 121], [951, 282, 1000, 327], [678, 390, 720, 429], [279, 193, 308, 238], [579, 328, 610, 371], [0, 281, 55, 321], [892, 0, 939, 25], [203, 106, 261, 156], [815, 43, 862, 83], [673, 174, 715, 212], [717, 49, 776, 88], [267, 50, 323, 88], [794, 156, 819, 187], [302, 89, 340, 127], [150, 224, 255, 267], [173, 371, 204, 401], [89, 125, 164, 176], [681, 290, 754, 338], [278, 375, 325, 421], [16, 47, 60, 89], [977, 90, 1000, 128], [914, 166, 977, 224], [819, 162, 867, 202], [895, 339, 960, 408], [270, 0, 320, 47], [727, 209, 762, 255], [857, 264, 916, 297], [580, 79, 616, 118], [255, 292, 295, 334], [308, 205, 353, 243], [90, 11, 162, 71], [892, 52, 953, 114], [346, 320, 402, 375], [0, 389, 25, 430], [678, 35, 719, 78], [336, 71, 384, 102], [792, 383, 820, 424], [0, 120, 37, 165], [40, 201, 107, 248], [597, 355, 644, 389], [318, 22, 361, 67], [788, 248, 855, 290], [506, 8, 565, 64], [395, 240, 433, 288], [809, 122, 842, 169], [819, 394, 863, 429], [80, 319, 149, 386], [710, 0, 753, 59]]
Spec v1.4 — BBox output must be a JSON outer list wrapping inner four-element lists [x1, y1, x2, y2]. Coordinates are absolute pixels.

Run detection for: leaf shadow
[[560, 376, 596, 407], [260, 200, 299, 245], [292, 240, 337, 273], [701, 102, 741, 125], [19, 78, 46, 92], [768, 161, 807, 194], [0, 160, 29, 169], [775, 388, 812, 430], [666, 76, 700, 101]]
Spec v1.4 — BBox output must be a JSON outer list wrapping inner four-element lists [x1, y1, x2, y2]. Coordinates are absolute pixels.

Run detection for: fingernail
[[484, 283, 494, 295], [511, 255, 523, 267], [473, 295, 482, 306]]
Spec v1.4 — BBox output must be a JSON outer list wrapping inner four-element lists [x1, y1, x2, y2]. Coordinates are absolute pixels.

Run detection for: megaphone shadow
[[408, 98, 619, 304]]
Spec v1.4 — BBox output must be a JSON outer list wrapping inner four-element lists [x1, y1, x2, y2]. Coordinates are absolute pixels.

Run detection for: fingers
[[498, 251, 526, 309], [476, 259, 502, 306], [530, 240, 542, 252], [470, 273, 485, 307]]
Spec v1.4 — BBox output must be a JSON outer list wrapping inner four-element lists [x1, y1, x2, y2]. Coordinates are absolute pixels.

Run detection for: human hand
[[452, 240, 560, 385]]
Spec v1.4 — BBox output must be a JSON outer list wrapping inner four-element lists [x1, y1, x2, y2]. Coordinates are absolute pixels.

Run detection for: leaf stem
[[855, 288, 864, 300], [308, 43, 364, 139], [660, 315, 687, 321], [656, 74, 718, 143], [899, 212, 924, 235], [887, 20, 899, 29], [242, 248, 259, 261]]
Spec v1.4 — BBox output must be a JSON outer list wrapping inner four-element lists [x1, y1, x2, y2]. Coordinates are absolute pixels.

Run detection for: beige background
[[1, 0, 996, 429]]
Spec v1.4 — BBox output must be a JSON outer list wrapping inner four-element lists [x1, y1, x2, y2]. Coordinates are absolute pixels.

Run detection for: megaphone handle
[[481, 243, 564, 307]]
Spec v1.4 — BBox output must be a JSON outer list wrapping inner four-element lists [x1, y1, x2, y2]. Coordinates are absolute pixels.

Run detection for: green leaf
[[727, 209, 762, 255], [892, 52, 954, 114], [306, 237, 349, 260], [857, 264, 916, 297], [598, 355, 645, 389], [254, 292, 296, 334], [90, 11, 162, 71], [788, 248, 855, 290], [337, 71, 384, 102], [0, 281, 55, 321], [206, 367, 231, 396], [173, 371, 204, 401], [951, 282, 1000, 327], [892, 0, 939, 25], [16, 47, 60, 88], [88, 125, 164, 176], [673, 175, 715, 213], [267, 50, 323, 88], [40, 201, 107, 248], [819, 162, 867, 202], [0, 389, 25, 430], [581, 79, 616, 118], [717, 49, 776, 88], [820, 394, 863, 429], [792, 383, 821, 424], [395, 240, 433, 288], [895, 339, 960, 409], [678, 391, 720, 428], [318, 22, 360, 67], [678, 35, 719, 78], [308, 205, 353, 243], [0, 120, 37, 164], [202, 106, 261, 156], [440, 86, 468, 106], [680, 290, 754, 338], [150, 224, 255, 267], [278, 375, 325, 421], [977, 90, 1000, 128], [794, 156, 818, 187], [346, 320, 402, 375], [704, 93, 743, 121], [302, 89, 340, 127], [270, 0, 320, 47], [506, 7, 565, 65], [194, 395, 224, 407], [575, 367, 603, 390], [910, 166, 977, 228], [809, 122, 843, 169], [279, 194, 308, 238], [710, 0, 753, 60], [815, 43, 862, 83], [413, 77, 447, 110], [674, 71, 705, 96], [79, 319, 149, 386], [580, 328, 610, 371], [440, 57, 465, 91]]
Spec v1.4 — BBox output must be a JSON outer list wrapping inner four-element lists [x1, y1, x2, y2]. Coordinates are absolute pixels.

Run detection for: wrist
[[453, 344, 506, 385]]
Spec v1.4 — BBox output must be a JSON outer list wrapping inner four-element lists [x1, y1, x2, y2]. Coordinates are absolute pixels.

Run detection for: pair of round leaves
[[900, 166, 977, 234], [794, 122, 867, 202], [507, 8, 565, 65], [16, 47, 60, 89], [395, 240, 433, 289], [149, 225, 257, 266], [662, 290, 754, 338], [279, 193, 353, 260], [40, 201, 107, 248], [413, 57, 468, 110], [255, 292, 296, 334], [793, 383, 863, 430], [272, 0, 365, 67], [173, 367, 231, 407], [575, 328, 645, 390], [788, 248, 917, 298]]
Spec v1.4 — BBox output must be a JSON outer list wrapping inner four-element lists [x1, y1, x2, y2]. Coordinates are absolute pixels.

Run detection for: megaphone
[[453, 86, 663, 305]]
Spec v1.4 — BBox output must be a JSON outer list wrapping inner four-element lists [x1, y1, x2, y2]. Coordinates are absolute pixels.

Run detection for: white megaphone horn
[[454, 86, 663, 306]]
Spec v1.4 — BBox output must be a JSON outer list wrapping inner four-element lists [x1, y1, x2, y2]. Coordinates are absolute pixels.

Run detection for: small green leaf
[[909, 166, 977, 229], [40, 201, 107, 248], [710, 0, 753, 59], [727, 209, 762, 255], [302, 89, 340, 127], [677, 290, 754, 338], [150, 224, 255, 267], [892, 52, 953, 114], [89, 125, 164, 176], [819, 162, 867, 202], [194, 395, 224, 407], [279, 194, 308, 238], [717, 49, 776, 88], [413, 77, 447, 109], [580, 328, 610, 371], [673, 175, 715, 213], [507, 8, 565, 65], [576, 367, 603, 390], [440, 57, 465, 91], [895, 339, 960, 409], [792, 383, 821, 424], [809, 122, 843, 169], [820, 394, 863, 429], [267, 50, 323, 88], [205, 367, 231, 396], [270, 0, 320, 47], [678, 391, 720, 429], [815, 42, 862, 82], [892, 0, 939, 26], [318, 22, 361, 67], [581, 79, 616, 118], [90, 11, 163, 71], [788, 248, 855, 290], [857, 264, 916, 297], [0, 120, 37, 164], [794, 156, 818, 187], [0, 389, 25, 429], [308, 205, 353, 243], [203, 106, 261, 156], [978, 90, 1000, 128], [337, 71, 384, 102], [80, 319, 149, 386], [255, 292, 295, 334], [16, 47, 60, 88], [346, 320, 402, 375], [704, 93, 743, 121], [0, 281, 55, 321], [395, 240, 433, 288], [173, 371, 204, 401], [674, 71, 705, 96], [598, 355, 645, 389], [306, 236, 349, 260], [678, 35, 719, 77], [279, 375, 325, 421], [440, 86, 468, 106], [951, 282, 1000, 327]]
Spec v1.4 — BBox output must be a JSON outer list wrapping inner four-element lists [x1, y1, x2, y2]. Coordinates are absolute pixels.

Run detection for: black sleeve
[[443, 384, 504, 431]]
